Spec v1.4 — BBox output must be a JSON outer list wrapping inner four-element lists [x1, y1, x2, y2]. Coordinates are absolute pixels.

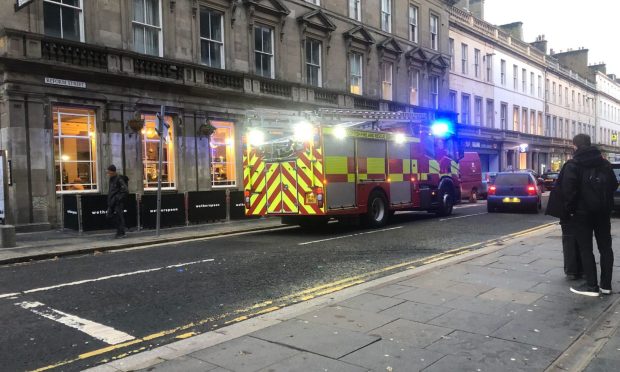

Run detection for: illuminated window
[[350, 53, 363, 95], [142, 114, 176, 189], [53, 106, 97, 192], [210, 121, 236, 187]]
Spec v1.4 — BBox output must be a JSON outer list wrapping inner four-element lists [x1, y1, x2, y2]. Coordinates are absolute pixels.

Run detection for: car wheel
[[435, 187, 455, 217], [364, 191, 389, 228]]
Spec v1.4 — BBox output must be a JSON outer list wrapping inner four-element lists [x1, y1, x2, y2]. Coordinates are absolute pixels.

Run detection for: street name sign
[[44, 77, 87, 89]]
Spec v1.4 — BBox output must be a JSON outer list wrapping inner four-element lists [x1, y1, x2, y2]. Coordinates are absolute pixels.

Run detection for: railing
[[448, 6, 471, 23], [41, 40, 108, 69], [510, 38, 529, 55], [497, 30, 510, 43], [473, 18, 495, 38], [354, 97, 380, 111], [203, 69, 244, 90], [259, 79, 292, 97], [388, 102, 408, 112], [133, 58, 184, 80], [314, 89, 339, 105]]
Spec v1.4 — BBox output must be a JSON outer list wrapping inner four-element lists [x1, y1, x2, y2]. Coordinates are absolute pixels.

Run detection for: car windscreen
[[494, 174, 530, 186]]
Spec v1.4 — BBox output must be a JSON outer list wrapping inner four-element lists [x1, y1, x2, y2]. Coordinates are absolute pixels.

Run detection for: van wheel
[[435, 187, 455, 217], [469, 189, 478, 203], [364, 191, 389, 228]]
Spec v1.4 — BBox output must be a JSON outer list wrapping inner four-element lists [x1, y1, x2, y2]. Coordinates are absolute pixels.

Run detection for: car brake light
[[527, 185, 537, 195], [488, 185, 496, 195]]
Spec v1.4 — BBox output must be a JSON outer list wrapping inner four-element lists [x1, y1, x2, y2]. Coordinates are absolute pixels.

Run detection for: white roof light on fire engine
[[247, 129, 265, 146], [334, 126, 347, 139], [394, 133, 406, 144], [294, 121, 314, 143]]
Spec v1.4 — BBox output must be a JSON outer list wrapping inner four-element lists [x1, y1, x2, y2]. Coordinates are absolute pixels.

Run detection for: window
[[578, 93, 581, 111], [559, 118, 564, 139], [44, 0, 84, 41], [486, 99, 494, 128], [513, 106, 520, 131], [254, 26, 274, 78], [210, 121, 236, 187], [522, 108, 528, 133], [530, 72, 534, 95], [305, 39, 322, 87], [474, 97, 483, 126], [461, 94, 470, 125], [350, 53, 363, 94], [558, 84, 563, 103], [545, 79, 549, 100], [382, 62, 393, 100], [522, 69, 527, 93], [500, 60, 506, 85], [500, 102, 508, 130], [552, 82, 556, 103], [53, 106, 97, 192], [410, 70, 419, 105], [409, 6, 419, 43], [449, 91, 457, 111], [552, 116, 557, 137], [200, 8, 224, 68], [430, 76, 439, 109], [474, 49, 480, 78], [530, 110, 536, 134], [381, 0, 392, 32], [461, 44, 468, 74], [349, 0, 361, 21], [133, 0, 162, 56], [142, 114, 175, 189], [538, 112, 543, 135], [486, 54, 492, 82], [538, 75, 542, 98], [449, 38, 454, 70], [572, 90, 575, 108], [565, 87, 569, 105], [513, 65, 518, 90], [430, 14, 439, 51], [545, 115, 551, 136]]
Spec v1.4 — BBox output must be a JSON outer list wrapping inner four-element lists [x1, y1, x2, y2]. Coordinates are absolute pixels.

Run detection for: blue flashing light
[[431, 119, 453, 138]]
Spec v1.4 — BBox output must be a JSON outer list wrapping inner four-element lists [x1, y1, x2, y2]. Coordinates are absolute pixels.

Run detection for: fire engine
[[243, 109, 461, 228]]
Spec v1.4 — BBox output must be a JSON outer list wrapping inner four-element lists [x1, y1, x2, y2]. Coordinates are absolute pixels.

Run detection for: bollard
[[0, 225, 16, 248]]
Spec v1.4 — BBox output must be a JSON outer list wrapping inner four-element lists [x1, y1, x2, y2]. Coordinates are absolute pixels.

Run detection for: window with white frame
[[210, 121, 236, 187], [530, 72, 534, 95], [461, 43, 468, 74], [381, 0, 392, 32], [513, 106, 520, 131], [44, 0, 84, 41], [530, 110, 536, 134], [254, 25, 274, 78], [409, 5, 419, 43], [545, 78, 550, 100], [382, 62, 393, 100], [430, 76, 439, 109], [565, 87, 568, 105], [474, 49, 480, 78], [430, 14, 439, 50], [305, 39, 322, 87], [513, 65, 518, 90], [142, 114, 176, 190], [486, 99, 494, 128], [349, 0, 361, 21], [449, 91, 457, 111], [474, 96, 483, 126], [486, 54, 492, 82], [350, 53, 363, 95], [410, 70, 419, 105], [522, 108, 528, 133], [200, 8, 225, 68], [53, 106, 98, 192], [461, 94, 470, 125], [552, 82, 556, 103], [133, 0, 162, 56], [522, 69, 527, 93], [500, 60, 506, 85], [500, 103, 507, 130], [538, 75, 542, 98], [449, 38, 454, 70], [558, 84, 563, 103]]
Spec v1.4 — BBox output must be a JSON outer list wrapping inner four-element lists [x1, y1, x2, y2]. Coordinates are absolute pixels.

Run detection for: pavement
[[80, 220, 620, 372]]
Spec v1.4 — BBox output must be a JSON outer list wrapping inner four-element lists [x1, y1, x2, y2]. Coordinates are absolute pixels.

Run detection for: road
[[0, 200, 557, 371]]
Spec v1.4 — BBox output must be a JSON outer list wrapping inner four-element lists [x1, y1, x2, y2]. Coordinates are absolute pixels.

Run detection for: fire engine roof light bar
[[293, 121, 314, 143], [247, 129, 265, 147], [333, 126, 347, 139], [430, 119, 453, 138], [394, 133, 406, 144]]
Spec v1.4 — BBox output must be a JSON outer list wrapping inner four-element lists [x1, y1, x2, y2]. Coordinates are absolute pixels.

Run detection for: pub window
[[210, 121, 236, 187], [44, 0, 84, 42], [53, 106, 97, 192], [200, 7, 225, 68], [133, 0, 162, 56], [142, 114, 176, 189]]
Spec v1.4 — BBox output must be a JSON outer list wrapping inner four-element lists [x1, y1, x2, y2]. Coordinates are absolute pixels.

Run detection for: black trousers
[[110, 203, 126, 235], [560, 218, 582, 276], [573, 212, 614, 289]]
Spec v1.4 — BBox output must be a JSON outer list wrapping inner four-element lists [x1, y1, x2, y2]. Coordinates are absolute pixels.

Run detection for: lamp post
[[155, 105, 166, 236]]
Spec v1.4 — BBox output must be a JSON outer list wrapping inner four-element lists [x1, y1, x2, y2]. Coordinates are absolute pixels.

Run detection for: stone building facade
[[0, 0, 454, 230]]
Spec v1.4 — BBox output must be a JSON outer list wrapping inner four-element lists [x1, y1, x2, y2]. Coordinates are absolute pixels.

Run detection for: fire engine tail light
[[316, 187, 324, 208], [244, 190, 251, 208], [488, 185, 496, 195]]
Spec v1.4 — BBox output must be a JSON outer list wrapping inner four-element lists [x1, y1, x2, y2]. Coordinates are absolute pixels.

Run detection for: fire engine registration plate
[[502, 197, 521, 203], [305, 193, 317, 204]]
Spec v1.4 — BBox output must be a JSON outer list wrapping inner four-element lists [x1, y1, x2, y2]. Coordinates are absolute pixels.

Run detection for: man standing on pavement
[[562, 134, 618, 297], [107, 165, 128, 238]]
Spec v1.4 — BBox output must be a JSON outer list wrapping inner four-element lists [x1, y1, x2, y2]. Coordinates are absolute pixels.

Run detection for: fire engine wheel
[[435, 188, 455, 217], [365, 192, 389, 228]]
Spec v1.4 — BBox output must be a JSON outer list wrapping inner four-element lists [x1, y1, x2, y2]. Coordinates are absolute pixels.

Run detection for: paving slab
[[495, 255, 538, 264], [337, 293, 405, 313], [428, 309, 512, 335], [189, 336, 299, 372], [367, 318, 452, 349], [595, 335, 620, 361], [395, 287, 461, 306], [442, 281, 494, 297], [250, 319, 379, 359], [367, 283, 413, 297], [379, 300, 451, 323], [296, 305, 397, 333], [340, 339, 444, 372], [444, 295, 521, 316], [583, 357, 620, 372], [137, 356, 219, 372], [257, 352, 367, 372], [477, 287, 544, 305]]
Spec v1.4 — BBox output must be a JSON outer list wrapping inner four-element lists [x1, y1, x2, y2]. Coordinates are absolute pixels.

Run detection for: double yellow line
[[32, 221, 557, 372]]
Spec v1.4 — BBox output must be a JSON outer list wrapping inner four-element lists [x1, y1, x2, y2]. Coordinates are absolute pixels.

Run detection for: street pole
[[156, 105, 165, 237]]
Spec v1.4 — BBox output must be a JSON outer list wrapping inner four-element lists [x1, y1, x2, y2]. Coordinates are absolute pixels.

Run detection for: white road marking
[[0, 259, 214, 299], [15, 301, 135, 345], [298, 226, 403, 246], [455, 202, 486, 209], [439, 212, 488, 221]]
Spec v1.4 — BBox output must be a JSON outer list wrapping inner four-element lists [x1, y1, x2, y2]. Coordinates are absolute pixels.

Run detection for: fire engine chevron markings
[[298, 226, 404, 246], [16, 301, 135, 345]]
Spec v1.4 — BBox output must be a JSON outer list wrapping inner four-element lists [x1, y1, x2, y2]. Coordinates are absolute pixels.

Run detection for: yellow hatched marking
[[280, 163, 299, 212]]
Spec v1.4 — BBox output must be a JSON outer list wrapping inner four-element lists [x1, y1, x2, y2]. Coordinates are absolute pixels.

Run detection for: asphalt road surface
[[0, 199, 558, 371]]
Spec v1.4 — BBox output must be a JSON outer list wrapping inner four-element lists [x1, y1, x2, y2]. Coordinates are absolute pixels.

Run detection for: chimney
[[499, 22, 523, 41], [468, 0, 485, 19], [530, 35, 547, 54], [590, 63, 607, 75], [553, 49, 590, 77]]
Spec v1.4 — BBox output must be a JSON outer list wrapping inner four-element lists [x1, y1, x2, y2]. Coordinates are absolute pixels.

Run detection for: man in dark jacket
[[107, 164, 128, 238], [562, 134, 618, 297]]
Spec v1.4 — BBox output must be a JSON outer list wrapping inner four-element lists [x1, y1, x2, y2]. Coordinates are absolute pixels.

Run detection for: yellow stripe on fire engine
[[281, 162, 298, 212], [411, 159, 418, 174], [325, 156, 348, 174], [389, 174, 404, 182], [295, 158, 319, 215], [429, 160, 440, 174], [451, 160, 459, 175], [367, 157, 386, 175]]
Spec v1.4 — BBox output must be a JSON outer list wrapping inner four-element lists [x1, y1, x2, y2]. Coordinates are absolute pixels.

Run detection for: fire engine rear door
[[266, 161, 299, 214]]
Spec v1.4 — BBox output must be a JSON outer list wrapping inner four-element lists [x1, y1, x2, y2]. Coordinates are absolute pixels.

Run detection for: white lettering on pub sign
[[44, 77, 87, 89]]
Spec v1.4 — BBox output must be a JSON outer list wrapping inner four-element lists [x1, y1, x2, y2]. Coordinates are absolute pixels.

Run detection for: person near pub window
[[106, 165, 129, 239]]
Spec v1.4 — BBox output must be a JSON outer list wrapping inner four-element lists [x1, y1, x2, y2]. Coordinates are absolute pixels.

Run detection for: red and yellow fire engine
[[243, 109, 461, 227]]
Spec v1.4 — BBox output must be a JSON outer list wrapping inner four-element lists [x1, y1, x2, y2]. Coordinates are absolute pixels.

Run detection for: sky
[[484, 0, 620, 76]]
